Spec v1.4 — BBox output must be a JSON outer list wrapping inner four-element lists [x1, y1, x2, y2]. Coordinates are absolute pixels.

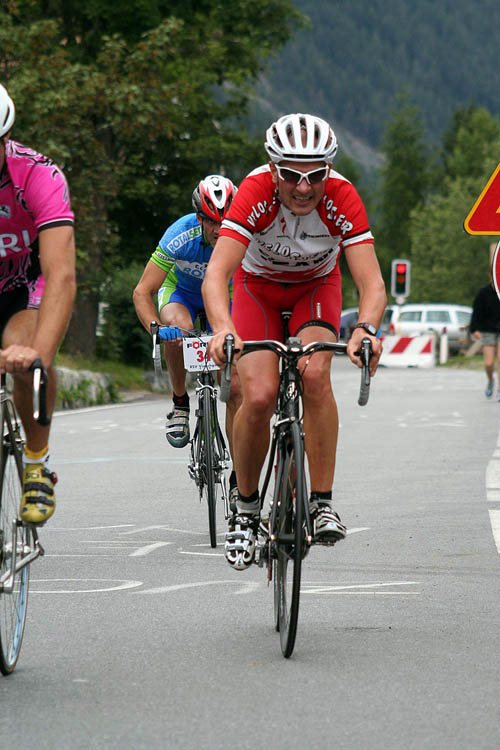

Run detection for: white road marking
[[486, 431, 500, 553], [45, 554, 131, 558], [488, 510, 500, 553], [136, 579, 420, 596], [119, 525, 206, 536], [80, 539, 173, 556], [56, 457, 186, 464], [136, 580, 238, 594], [130, 542, 172, 557], [346, 527, 370, 535], [178, 551, 221, 557], [301, 581, 419, 594], [234, 582, 261, 595], [46, 525, 135, 531], [30, 579, 143, 594]]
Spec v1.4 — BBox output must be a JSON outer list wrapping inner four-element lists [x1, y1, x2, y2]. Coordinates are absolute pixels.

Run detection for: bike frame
[[259, 338, 313, 551], [151, 321, 230, 545], [221, 324, 372, 657]]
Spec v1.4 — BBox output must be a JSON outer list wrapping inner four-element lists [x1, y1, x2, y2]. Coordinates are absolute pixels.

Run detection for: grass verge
[[55, 352, 151, 391]]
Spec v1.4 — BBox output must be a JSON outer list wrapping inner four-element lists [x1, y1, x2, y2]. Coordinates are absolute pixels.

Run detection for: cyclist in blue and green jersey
[[133, 175, 240, 504]]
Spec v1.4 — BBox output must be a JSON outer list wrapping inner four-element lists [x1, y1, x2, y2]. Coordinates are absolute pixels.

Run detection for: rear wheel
[[0, 407, 30, 675], [273, 421, 306, 658]]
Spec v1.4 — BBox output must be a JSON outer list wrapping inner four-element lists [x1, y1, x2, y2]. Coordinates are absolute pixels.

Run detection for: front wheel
[[0, 411, 30, 675], [273, 421, 306, 658], [200, 390, 218, 548]]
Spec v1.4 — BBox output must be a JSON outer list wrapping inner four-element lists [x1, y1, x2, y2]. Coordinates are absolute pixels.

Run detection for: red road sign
[[464, 161, 500, 235], [492, 241, 500, 300]]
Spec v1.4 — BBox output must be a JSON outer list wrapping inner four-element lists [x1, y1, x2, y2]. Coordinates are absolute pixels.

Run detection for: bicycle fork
[[0, 521, 44, 594]]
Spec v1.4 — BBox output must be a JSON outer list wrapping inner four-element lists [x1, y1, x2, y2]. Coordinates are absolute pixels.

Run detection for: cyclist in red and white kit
[[0, 83, 76, 524], [203, 113, 386, 570]]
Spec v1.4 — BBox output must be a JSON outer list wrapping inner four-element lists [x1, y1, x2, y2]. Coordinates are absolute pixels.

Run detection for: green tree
[[375, 94, 431, 291], [410, 155, 500, 305], [441, 105, 500, 181], [409, 106, 500, 305]]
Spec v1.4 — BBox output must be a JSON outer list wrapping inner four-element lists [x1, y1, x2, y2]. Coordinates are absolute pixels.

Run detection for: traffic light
[[391, 259, 411, 299]]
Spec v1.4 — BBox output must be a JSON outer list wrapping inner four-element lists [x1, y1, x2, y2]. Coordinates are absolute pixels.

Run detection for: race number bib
[[182, 336, 219, 372]]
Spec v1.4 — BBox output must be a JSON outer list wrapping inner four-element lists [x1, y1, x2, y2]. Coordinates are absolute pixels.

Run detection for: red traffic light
[[391, 259, 411, 299]]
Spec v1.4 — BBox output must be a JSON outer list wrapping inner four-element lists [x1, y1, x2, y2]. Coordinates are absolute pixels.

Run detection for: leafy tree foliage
[[1, 1, 304, 356], [410, 123, 500, 305], [374, 95, 431, 285], [441, 106, 500, 182]]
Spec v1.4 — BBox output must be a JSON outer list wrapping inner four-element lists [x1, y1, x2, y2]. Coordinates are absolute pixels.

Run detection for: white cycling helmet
[[0, 83, 15, 138], [265, 113, 338, 164]]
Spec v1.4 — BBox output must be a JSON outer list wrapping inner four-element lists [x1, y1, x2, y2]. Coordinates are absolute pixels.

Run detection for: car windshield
[[426, 310, 451, 322], [399, 311, 422, 322]]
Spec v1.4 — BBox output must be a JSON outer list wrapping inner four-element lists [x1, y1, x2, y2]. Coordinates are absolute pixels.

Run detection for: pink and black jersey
[[220, 165, 373, 283], [0, 140, 74, 298]]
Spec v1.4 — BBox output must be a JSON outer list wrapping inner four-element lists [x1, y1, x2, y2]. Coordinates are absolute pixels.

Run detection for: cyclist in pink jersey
[[0, 83, 76, 524], [203, 113, 386, 570]]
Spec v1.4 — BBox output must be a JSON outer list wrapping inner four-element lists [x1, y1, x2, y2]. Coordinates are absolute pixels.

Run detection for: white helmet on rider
[[0, 83, 15, 138], [265, 113, 338, 164]]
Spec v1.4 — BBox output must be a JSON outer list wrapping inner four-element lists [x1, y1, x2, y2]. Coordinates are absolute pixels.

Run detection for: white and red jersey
[[220, 164, 373, 283], [0, 140, 74, 295]]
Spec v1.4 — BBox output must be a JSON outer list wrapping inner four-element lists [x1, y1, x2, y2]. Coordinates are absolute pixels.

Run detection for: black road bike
[[221, 317, 372, 657], [151, 321, 230, 548], [0, 362, 48, 674]]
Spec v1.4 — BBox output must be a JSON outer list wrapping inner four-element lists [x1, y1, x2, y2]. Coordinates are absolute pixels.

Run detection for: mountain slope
[[251, 0, 500, 164]]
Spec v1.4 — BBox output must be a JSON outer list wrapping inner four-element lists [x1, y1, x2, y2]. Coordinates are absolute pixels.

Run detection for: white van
[[393, 303, 472, 353]]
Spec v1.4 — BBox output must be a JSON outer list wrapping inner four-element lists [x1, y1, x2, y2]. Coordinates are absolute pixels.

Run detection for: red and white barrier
[[379, 335, 436, 368]]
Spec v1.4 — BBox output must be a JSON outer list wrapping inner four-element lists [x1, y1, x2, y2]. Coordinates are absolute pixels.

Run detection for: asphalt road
[[1, 360, 499, 749]]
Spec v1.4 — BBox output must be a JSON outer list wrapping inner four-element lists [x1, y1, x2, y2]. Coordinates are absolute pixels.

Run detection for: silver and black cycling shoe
[[165, 408, 190, 448], [225, 512, 260, 570], [310, 501, 347, 544]]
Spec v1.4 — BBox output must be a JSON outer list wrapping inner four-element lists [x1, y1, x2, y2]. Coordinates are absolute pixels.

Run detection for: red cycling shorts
[[231, 266, 342, 342]]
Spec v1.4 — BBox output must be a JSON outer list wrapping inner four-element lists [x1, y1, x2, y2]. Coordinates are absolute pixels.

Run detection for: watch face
[[359, 323, 376, 336]]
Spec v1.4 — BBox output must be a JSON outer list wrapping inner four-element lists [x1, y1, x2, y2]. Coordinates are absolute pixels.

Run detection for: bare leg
[[298, 325, 338, 492], [483, 344, 495, 391], [159, 302, 193, 397], [218, 364, 242, 459], [232, 351, 279, 496]]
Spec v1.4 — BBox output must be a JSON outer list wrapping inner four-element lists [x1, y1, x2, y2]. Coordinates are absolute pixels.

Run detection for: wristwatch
[[354, 322, 377, 336]]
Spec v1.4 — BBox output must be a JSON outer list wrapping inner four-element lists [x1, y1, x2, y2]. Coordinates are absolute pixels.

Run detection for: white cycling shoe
[[310, 501, 346, 544], [225, 512, 260, 570]]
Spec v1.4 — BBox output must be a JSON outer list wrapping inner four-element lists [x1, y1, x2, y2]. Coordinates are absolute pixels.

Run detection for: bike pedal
[[23, 520, 46, 529]]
